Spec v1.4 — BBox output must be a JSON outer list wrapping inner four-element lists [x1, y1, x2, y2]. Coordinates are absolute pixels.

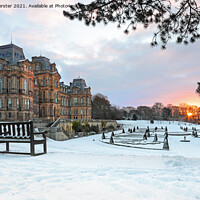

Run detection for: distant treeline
[[92, 93, 199, 122]]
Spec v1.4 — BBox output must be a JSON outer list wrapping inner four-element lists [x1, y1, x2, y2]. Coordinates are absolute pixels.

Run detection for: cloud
[[0, 3, 200, 108]]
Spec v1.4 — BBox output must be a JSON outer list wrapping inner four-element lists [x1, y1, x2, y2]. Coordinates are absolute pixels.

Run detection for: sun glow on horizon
[[187, 112, 193, 117]]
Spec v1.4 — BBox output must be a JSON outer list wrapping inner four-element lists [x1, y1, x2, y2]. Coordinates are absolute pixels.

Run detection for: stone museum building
[[0, 43, 92, 121]]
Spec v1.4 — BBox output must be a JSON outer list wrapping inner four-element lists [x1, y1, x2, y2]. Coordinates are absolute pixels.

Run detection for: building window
[[0, 64, 2, 70], [16, 79, 19, 93], [42, 107, 45, 116], [36, 65, 39, 71], [54, 92, 57, 103], [15, 53, 19, 58], [81, 109, 83, 115], [8, 113, 11, 118], [42, 91, 45, 101], [27, 99, 30, 109], [43, 78, 45, 86], [73, 109, 78, 115], [16, 99, 19, 109], [24, 79, 28, 94], [0, 112, 2, 118], [54, 80, 57, 87], [34, 79, 38, 86], [74, 98, 78, 106], [81, 98, 83, 105], [25, 99, 27, 109], [27, 66, 29, 72], [48, 106, 51, 116], [0, 99, 2, 108], [47, 79, 50, 86], [24, 65, 26, 71], [24, 99, 30, 109], [8, 79, 11, 93], [17, 113, 19, 118], [0, 78, 2, 93], [6, 52, 11, 57], [35, 90, 38, 102], [8, 98, 12, 108], [48, 91, 50, 101], [0, 53, 4, 58]]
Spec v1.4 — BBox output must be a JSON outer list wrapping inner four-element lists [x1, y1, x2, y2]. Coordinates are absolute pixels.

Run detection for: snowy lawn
[[0, 120, 200, 200]]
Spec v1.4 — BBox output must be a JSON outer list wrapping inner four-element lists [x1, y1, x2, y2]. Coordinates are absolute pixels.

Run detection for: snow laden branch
[[63, 0, 200, 48]]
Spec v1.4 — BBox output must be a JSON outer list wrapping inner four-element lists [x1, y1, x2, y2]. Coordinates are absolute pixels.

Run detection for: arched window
[[24, 79, 28, 94], [36, 65, 39, 71], [0, 78, 2, 93]]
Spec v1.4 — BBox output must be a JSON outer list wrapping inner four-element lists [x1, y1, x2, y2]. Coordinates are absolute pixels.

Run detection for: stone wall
[[33, 118, 52, 128], [33, 119, 118, 141], [59, 119, 118, 134]]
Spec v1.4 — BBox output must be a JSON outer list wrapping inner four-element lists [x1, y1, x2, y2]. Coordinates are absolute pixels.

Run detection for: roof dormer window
[[15, 53, 19, 58], [6, 52, 11, 57]]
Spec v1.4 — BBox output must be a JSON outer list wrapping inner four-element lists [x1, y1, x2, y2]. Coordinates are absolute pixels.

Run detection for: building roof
[[0, 43, 25, 64], [70, 77, 87, 91]]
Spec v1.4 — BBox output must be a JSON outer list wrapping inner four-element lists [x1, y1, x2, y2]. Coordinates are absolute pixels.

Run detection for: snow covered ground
[[0, 120, 200, 200]]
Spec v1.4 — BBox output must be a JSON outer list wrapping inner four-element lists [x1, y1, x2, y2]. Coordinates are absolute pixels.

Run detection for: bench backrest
[[0, 121, 33, 139]]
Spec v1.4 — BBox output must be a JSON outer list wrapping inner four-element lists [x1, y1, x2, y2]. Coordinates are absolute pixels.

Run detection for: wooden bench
[[0, 121, 47, 156]]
